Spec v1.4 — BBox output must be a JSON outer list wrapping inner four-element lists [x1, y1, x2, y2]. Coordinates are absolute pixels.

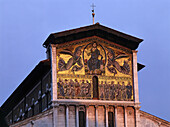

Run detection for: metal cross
[[91, 3, 96, 12]]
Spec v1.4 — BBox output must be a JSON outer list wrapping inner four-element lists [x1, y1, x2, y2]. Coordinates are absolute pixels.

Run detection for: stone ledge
[[53, 99, 140, 107]]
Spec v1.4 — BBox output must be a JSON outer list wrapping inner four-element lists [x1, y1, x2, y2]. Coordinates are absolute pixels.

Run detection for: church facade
[[1, 23, 170, 127]]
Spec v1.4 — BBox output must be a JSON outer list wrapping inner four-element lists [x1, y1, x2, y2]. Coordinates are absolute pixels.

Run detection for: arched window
[[92, 76, 99, 99], [31, 98, 35, 116], [24, 104, 28, 119], [38, 90, 42, 113], [78, 106, 86, 127], [79, 111, 86, 127], [108, 112, 114, 127]]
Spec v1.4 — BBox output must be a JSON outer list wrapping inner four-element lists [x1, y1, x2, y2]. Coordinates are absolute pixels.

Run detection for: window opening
[[79, 111, 86, 127], [108, 112, 114, 127], [92, 76, 99, 99]]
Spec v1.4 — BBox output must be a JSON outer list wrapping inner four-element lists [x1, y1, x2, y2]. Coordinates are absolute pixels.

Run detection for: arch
[[92, 76, 99, 99]]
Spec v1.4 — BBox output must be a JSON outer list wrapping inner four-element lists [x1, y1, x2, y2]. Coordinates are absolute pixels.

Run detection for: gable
[[43, 23, 143, 50]]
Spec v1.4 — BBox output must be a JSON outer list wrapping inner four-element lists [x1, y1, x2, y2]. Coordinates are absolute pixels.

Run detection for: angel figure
[[58, 46, 83, 72], [106, 48, 130, 76]]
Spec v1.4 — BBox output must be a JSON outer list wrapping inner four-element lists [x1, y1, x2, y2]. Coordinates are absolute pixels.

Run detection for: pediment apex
[[43, 23, 143, 50]]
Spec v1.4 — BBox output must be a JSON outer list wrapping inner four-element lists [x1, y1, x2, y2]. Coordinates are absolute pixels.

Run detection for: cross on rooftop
[[91, 3, 96, 12], [91, 3, 96, 24]]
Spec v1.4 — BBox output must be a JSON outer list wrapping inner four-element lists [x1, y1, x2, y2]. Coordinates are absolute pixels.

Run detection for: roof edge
[[140, 110, 170, 124], [43, 23, 143, 49], [1, 59, 51, 116]]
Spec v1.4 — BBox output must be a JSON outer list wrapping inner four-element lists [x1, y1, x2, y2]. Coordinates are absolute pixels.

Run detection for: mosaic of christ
[[83, 41, 106, 75], [57, 41, 132, 76]]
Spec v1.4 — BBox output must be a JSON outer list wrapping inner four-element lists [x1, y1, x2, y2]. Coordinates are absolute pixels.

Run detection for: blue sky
[[0, 0, 170, 121]]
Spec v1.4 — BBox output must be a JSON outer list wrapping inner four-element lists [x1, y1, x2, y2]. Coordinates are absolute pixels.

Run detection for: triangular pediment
[[43, 23, 143, 50]]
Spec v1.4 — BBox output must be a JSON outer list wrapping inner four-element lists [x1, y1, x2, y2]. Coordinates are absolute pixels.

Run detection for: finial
[[91, 3, 96, 24]]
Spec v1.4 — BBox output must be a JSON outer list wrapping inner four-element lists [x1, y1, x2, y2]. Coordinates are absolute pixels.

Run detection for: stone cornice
[[53, 99, 139, 107]]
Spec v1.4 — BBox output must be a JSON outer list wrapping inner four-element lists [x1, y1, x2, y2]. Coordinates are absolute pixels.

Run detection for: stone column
[[51, 44, 57, 100], [132, 50, 139, 103], [66, 105, 69, 127], [95, 105, 98, 127], [52, 102, 59, 127], [124, 106, 127, 127], [134, 106, 141, 127], [86, 105, 89, 127], [114, 106, 117, 127], [105, 105, 109, 127], [76, 105, 79, 127]]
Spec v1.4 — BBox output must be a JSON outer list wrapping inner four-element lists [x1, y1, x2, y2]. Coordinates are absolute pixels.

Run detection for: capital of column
[[94, 105, 99, 108], [65, 104, 70, 108], [114, 104, 118, 108], [123, 105, 128, 109], [105, 105, 109, 109], [85, 104, 89, 108], [134, 105, 141, 110], [75, 104, 79, 107], [132, 50, 138, 53], [51, 44, 58, 48], [52, 102, 59, 108]]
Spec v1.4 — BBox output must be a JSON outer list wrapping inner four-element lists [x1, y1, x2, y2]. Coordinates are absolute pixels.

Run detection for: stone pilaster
[[134, 106, 141, 127], [76, 105, 79, 127], [52, 102, 59, 127], [124, 106, 127, 127], [86, 105, 89, 127], [51, 44, 57, 100], [105, 105, 109, 127], [95, 105, 98, 127], [132, 50, 139, 103], [114, 105, 118, 127], [66, 105, 69, 127]]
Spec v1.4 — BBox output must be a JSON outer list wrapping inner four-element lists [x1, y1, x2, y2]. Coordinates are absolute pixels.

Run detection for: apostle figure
[[57, 78, 65, 97], [116, 82, 122, 101], [121, 82, 127, 100], [126, 82, 132, 100], [85, 80, 91, 97], [80, 80, 86, 97], [104, 81, 110, 100], [99, 81, 104, 99], [69, 79, 75, 97], [110, 81, 116, 100], [75, 79, 80, 97]]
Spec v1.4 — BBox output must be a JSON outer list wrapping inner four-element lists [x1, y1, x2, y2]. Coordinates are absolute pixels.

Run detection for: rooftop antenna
[[91, 3, 96, 24]]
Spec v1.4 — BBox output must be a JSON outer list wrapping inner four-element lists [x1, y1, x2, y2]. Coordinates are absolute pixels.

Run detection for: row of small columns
[[52, 104, 140, 127]]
